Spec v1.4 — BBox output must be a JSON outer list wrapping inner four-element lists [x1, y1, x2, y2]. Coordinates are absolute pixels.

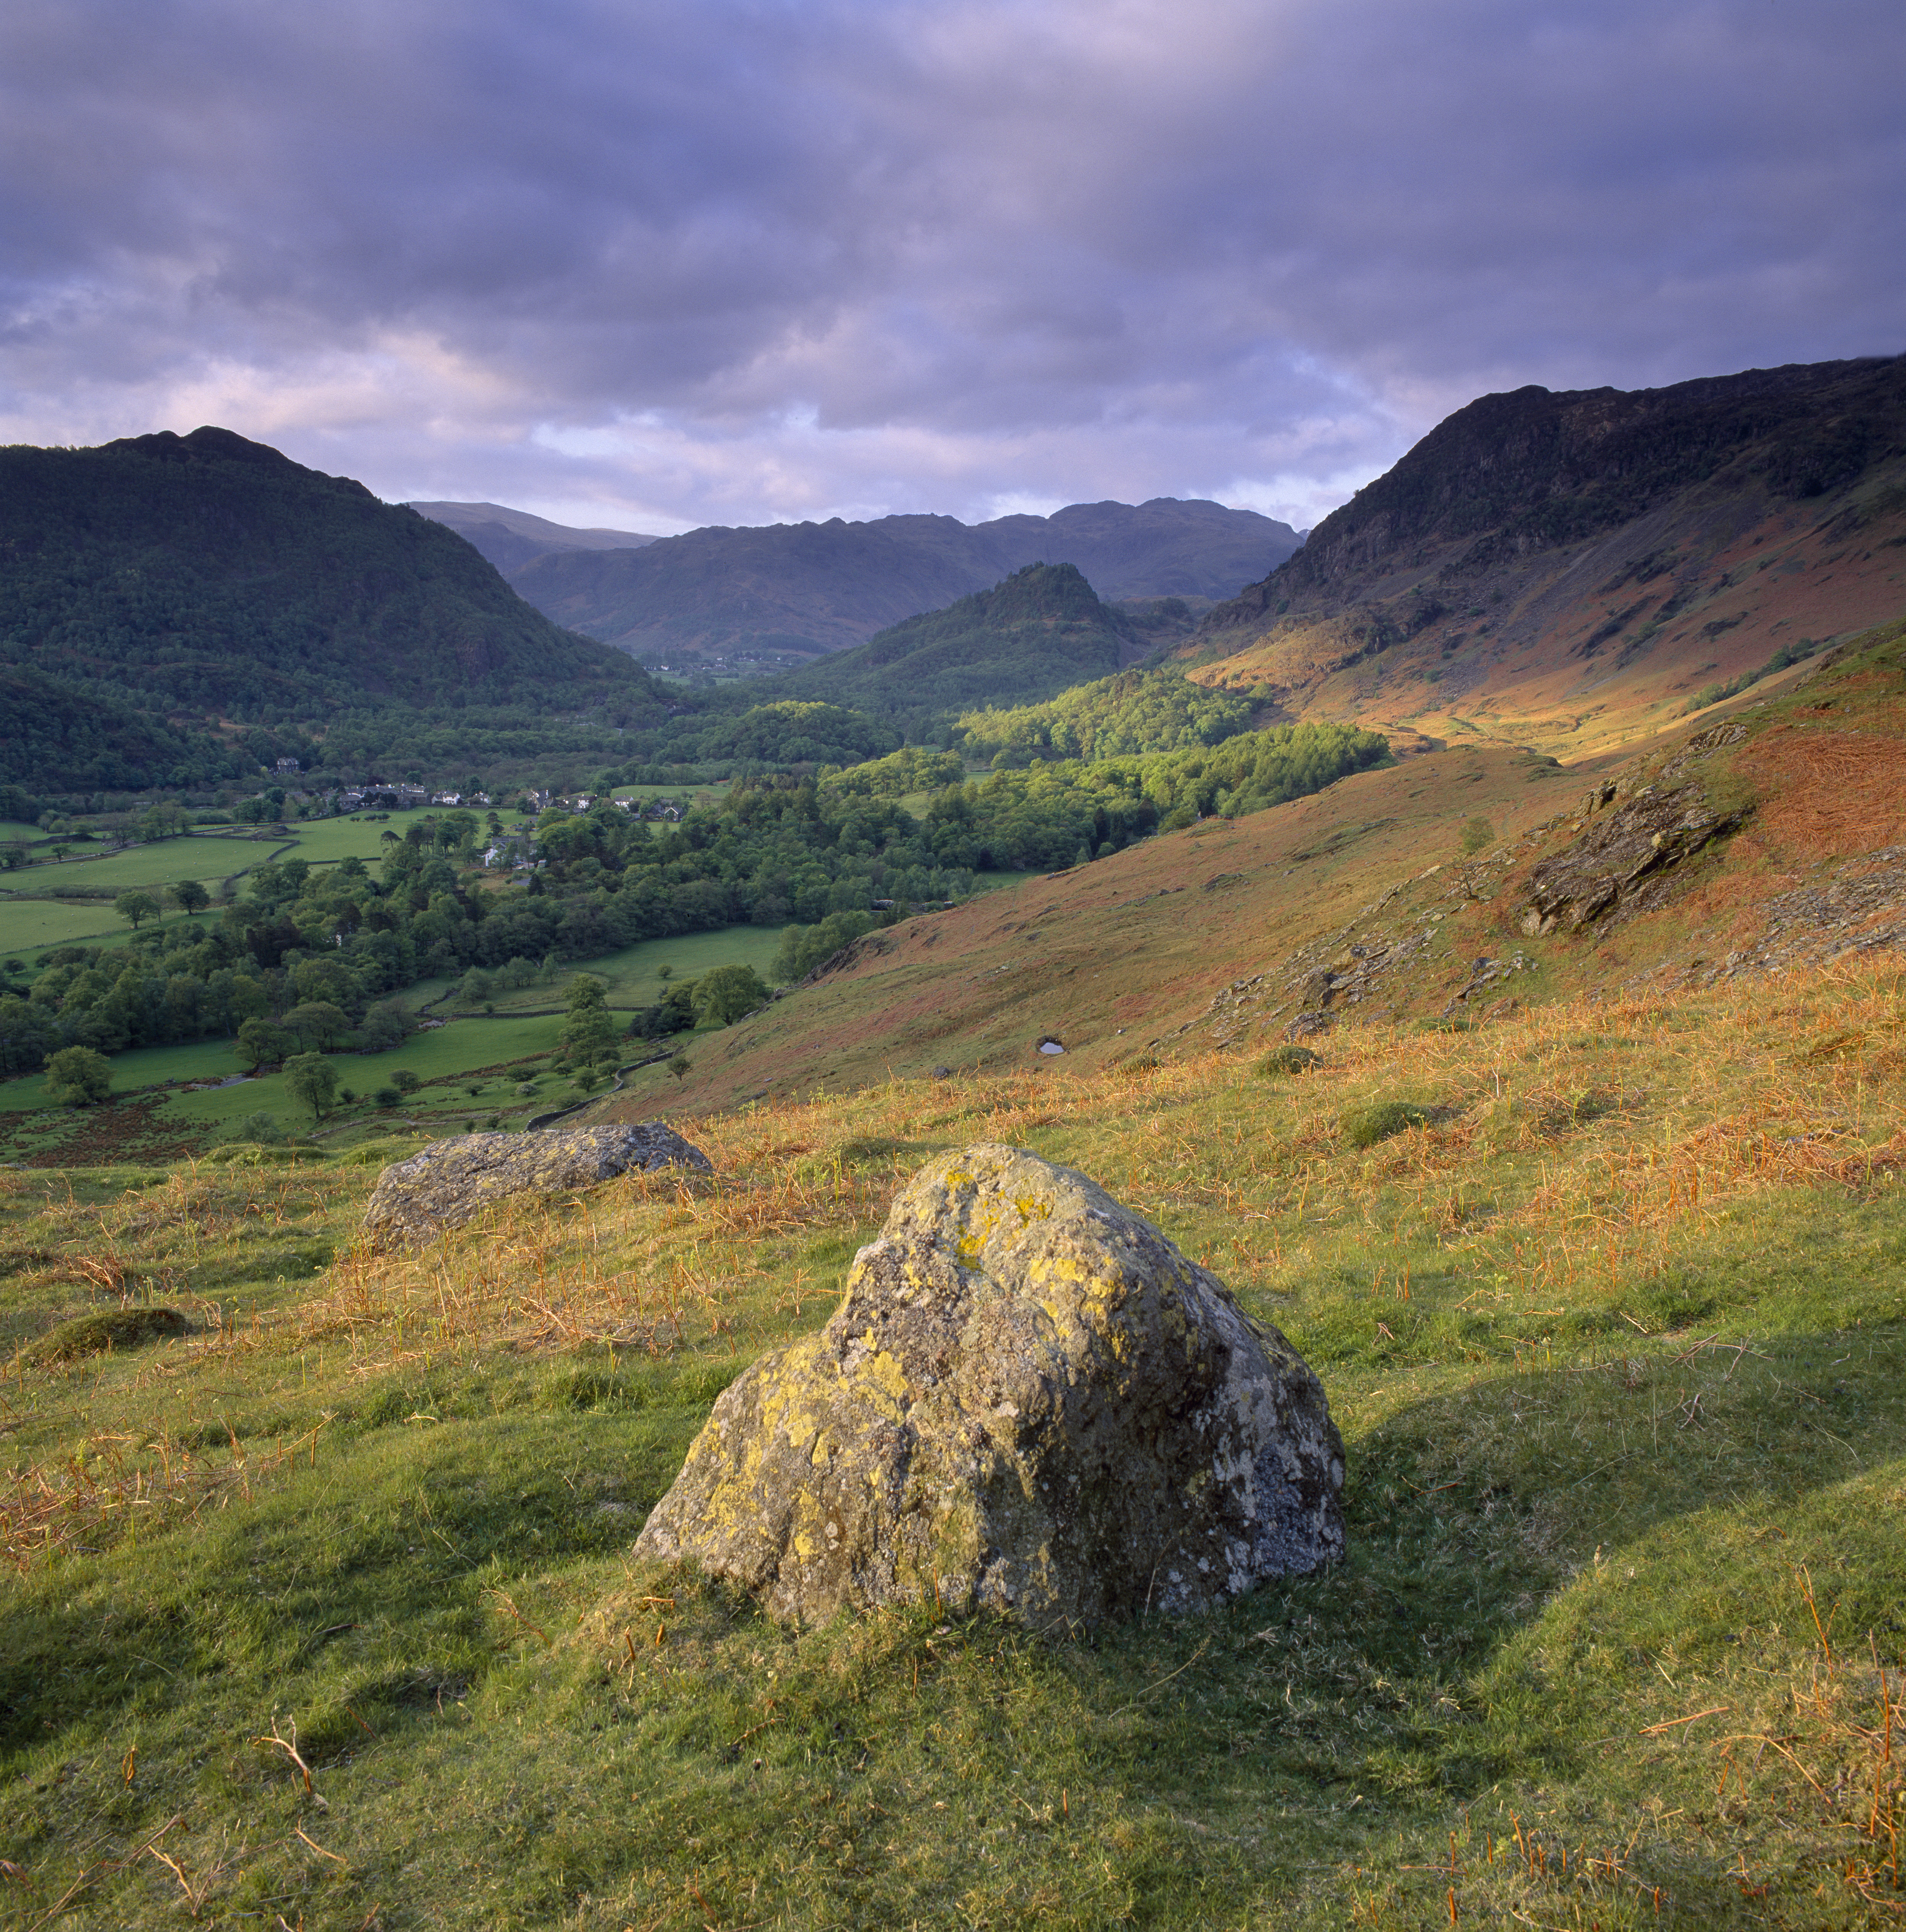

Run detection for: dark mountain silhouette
[[499, 497, 1301, 664]]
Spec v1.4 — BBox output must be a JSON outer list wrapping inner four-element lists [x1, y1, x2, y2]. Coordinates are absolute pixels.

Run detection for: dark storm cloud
[[1, 0, 1899, 531]]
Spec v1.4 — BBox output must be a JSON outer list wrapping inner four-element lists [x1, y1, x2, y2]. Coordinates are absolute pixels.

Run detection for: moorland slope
[[600, 616, 1906, 1120], [1182, 354, 1906, 759]]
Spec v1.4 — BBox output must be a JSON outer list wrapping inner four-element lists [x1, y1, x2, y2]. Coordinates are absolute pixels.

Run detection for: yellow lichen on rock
[[633, 1143, 1346, 1625]]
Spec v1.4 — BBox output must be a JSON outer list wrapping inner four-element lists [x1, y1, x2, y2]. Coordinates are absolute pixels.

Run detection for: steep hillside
[[0, 429, 664, 789], [509, 497, 1300, 667], [409, 500, 658, 575], [1184, 355, 1906, 758], [766, 562, 1141, 730], [597, 615, 1906, 1118]]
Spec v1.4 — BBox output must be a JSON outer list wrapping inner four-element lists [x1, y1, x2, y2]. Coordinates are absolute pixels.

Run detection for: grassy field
[[277, 817, 417, 865], [0, 1015, 577, 1167], [0, 966, 1900, 1927], [466, 928, 787, 1014], [5, 835, 268, 895], [0, 899, 230, 955], [0, 820, 43, 842]]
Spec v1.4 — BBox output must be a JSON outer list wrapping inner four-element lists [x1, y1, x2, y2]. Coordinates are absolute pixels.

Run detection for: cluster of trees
[[3, 719, 1386, 1086], [952, 668, 1259, 765]]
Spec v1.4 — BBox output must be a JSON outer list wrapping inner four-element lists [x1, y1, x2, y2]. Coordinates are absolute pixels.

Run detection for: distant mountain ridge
[[409, 500, 660, 576], [486, 496, 1301, 667], [1185, 354, 1906, 758]]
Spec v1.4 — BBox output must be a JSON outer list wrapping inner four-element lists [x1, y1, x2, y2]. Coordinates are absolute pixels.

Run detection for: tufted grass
[[0, 964, 1901, 1925]]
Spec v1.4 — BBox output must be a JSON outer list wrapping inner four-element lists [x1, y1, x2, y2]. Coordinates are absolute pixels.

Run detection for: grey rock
[[361, 1123, 711, 1245], [634, 1143, 1344, 1625], [1522, 783, 1748, 934]]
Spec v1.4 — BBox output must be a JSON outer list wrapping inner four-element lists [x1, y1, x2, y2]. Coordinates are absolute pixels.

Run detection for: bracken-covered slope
[[1184, 356, 1906, 759], [510, 497, 1301, 666], [593, 615, 1906, 1120], [0, 428, 662, 788]]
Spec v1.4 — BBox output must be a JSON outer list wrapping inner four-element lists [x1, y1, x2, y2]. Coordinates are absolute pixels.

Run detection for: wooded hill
[[1182, 354, 1906, 758], [764, 562, 1146, 735], [0, 428, 665, 792]]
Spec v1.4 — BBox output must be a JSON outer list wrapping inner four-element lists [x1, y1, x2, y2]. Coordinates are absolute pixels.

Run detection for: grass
[[0, 900, 225, 955], [464, 928, 787, 1015], [0, 964, 1901, 1925], [274, 817, 419, 866], [0, 1017, 569, 1166], [2, 835, 267, 895]]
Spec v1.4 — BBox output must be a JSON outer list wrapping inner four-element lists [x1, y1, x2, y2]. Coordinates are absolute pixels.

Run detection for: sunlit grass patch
[[0, 965, 1903, 1924]]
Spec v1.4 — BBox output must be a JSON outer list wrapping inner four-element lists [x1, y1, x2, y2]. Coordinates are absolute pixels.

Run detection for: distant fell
[[1186, 355, 1906, 758], [0, 427, 661, 789], [410, 500, 659, 575], [504, 496, 1300, 667], [771, 562, 1140, 730]]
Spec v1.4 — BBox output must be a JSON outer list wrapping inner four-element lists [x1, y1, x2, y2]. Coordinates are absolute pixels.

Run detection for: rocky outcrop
[[633, 1144, 1344, 1625], [361, 1124, 711, 1245], [1521, 784, 1748, 935]]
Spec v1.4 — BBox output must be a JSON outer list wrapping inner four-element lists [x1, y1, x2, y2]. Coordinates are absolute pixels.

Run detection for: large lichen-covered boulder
[[634, 1143, 1344, 1624], [361, 1123, 710, 1245]]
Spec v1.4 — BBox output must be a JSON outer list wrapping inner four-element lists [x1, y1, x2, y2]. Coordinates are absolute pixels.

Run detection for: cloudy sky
[[2, 0, 1899, 536]]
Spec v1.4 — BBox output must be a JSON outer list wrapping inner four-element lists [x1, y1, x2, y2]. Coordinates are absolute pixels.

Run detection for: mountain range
[[415, 496, 1303, 668]]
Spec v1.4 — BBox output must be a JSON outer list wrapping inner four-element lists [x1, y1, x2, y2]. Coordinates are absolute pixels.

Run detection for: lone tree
[[234, 1017, 295, 1071], [692, 964, 770, 1028], [170, 878, 210, 917], [283, 1052, 339, 1124], [43, 1046, 112, 1107], [560, 974, 621, 1075], [114, 889, 161, 931]]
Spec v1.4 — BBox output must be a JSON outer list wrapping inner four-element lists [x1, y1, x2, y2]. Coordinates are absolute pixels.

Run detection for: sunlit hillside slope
[[596, 616, 1906, 1123], [1178, 355, 1906, 761]]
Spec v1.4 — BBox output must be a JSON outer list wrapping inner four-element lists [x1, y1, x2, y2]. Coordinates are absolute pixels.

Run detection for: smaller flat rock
[[362, 1124, 711, 1244]]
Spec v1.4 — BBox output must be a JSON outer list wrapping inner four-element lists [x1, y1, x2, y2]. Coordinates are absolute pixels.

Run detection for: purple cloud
[[1, 0, 1898, 536]]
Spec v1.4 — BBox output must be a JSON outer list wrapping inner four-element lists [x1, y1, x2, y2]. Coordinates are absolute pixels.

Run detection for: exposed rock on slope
[[362, 1124, 710, 1245], [634, 1143, 1345, 1624], [1521, 784, 1748, 934]]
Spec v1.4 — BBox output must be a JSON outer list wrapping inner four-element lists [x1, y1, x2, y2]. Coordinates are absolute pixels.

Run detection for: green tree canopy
[[283, 1000, 350, 1050], [43, 1045, 111, 1106], [169, 878, 211, 916], [693, 964, 771, 1027], [234, 1017, 295, 1071], [560, 999, 622, 1074], [283, 1052, 338, 1123], [113, 890, 161, 930]]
